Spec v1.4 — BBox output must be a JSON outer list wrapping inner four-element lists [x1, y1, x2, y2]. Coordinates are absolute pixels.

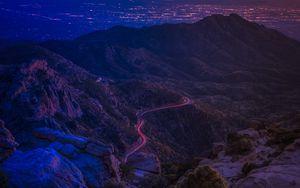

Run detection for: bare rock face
[[33, 127, 116, 188], [1, 148, 87, 188], [0, 120, 18, 160], [33, 127, 89, 148], [235, 139, 300, 188], [175, 166, 228, 188], [71, 153, 110, 188], [5, 60, 82, 122], [199, 128, 273, 185], [198, 127, 300, 188], [85, 143, 113, 157]]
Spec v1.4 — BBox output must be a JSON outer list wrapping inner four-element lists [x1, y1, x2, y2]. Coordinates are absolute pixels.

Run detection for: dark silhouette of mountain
[[0, 14, 300, 187], [43, 14, 300, 82]]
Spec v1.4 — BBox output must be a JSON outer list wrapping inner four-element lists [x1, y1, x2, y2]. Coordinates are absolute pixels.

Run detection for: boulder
[[71, 153, 110, 188], [127, 152, 161, 174], [1, 148, 87, 188], [59, 143, 80, 158], [33, 127, 88, 149], [85, 143, 112, 157], [33, 127, 64, 141], [49, 141, 64, 151], [57, 134, 88, 149]]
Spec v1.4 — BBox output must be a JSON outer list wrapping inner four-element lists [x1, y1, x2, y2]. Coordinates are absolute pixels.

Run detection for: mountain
[[0, 14, 299, 187]]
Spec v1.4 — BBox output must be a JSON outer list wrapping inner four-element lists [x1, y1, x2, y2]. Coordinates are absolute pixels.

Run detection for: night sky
[[1, 0, 300, 40]]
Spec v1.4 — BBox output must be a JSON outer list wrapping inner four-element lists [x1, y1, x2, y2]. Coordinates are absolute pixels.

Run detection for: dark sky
[[0, 0, 300, 40]]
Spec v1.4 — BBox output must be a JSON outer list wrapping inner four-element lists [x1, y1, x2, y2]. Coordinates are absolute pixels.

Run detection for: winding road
[[124, 97, 192, 163]]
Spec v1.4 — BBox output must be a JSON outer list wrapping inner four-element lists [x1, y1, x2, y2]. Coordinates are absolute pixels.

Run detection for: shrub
[[225, 132, 253, 156], [267, 127, 300, 149], [120, 164, 135, 180], [175, 166, 228, 188], [161, 157, 202, 185]]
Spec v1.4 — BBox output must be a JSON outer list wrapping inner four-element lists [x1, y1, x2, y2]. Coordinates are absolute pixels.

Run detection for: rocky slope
[[0, 14, 299, 187], [196, 127, 300, 188]]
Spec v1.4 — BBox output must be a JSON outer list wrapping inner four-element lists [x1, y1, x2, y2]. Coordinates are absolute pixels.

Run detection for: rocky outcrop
[[5, 60, 82, 121], [72, 153, 110, 188], [33, 127, 113, 157], [0, 120, 18, 161], [0, 124, 120, 188], [1, 148, 87, 188], [235, 139, 300, 188], [34, 127, 89, 149], [198, 127, 300, 188], [33, 127, 119, 188]]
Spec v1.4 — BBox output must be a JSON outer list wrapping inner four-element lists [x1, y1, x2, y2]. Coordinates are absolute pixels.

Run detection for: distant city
[[1, 1, 300, 40]]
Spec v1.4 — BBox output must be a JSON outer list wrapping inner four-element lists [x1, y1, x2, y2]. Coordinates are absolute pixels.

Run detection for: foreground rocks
[[0, 125, 121, 188], [2, 148, 87, 188], [235, 139, 300, 188], [33, 127, 118, 188], [198, 127, 300, 188]]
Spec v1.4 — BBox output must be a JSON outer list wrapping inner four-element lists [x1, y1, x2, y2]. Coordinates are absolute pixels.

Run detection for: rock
[[199, 128, 276, 186], [235, 139, 300, 188], [85, 143, 112, 157], [0, 120, 18, 160], [33, 127, 88, 149], [49, 141, 64, 151], [127, 152, 161, 174], [33, 127, 64, 141], [5, 60, 82, 120], [1, 148, 87, 188], [71, 153, 110, 188], [235, 165, 300, 188], [199, 159, 243, 184], [57, 134, 88, 149], [59, 144, 80, 158]]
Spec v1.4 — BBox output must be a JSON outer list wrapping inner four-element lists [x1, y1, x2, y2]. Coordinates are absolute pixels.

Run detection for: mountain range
[[0, 14, 299, 187]]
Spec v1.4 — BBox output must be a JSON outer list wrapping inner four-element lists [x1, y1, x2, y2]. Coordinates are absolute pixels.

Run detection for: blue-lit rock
[[2, 148, 87, 188], [72, 153, 110, 188]]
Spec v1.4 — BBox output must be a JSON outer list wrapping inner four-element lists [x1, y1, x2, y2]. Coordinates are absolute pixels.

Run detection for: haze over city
[[1, 0, 300, 40]]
